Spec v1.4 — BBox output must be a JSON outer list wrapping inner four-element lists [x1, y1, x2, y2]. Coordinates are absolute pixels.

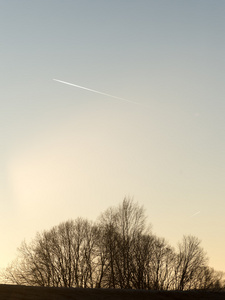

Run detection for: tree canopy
[[1, 198, 224, 290]]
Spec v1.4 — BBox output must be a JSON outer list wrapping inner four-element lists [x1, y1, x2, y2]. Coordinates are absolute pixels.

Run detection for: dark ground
[[0, 285, 224, 300]]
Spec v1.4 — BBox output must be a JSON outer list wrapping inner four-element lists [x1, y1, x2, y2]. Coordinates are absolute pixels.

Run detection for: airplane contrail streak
[[53, 79, 140, 105], [190, 211, 200, 218]]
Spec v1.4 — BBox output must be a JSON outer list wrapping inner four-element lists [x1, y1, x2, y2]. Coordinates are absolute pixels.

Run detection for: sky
[[0, 1, 225, 273]]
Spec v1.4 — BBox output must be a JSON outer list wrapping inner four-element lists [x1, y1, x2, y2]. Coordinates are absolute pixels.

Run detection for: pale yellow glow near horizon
[[5, 109, 225, 274]]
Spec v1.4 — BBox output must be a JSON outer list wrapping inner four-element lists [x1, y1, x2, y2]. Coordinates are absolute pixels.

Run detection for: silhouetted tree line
[[2, 198, 224, 290]]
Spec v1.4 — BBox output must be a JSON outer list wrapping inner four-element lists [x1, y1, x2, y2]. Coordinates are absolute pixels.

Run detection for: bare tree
[[116, 198, 147, 288], [2, 199, 224, 291], [97, 198, 149, 289], [146, 236, 176, 290], [95, 207, 119, 288], [189, 266, 225, 290], [174, 235, 207, 290], [130, 233, 155, 289], [2, 218, 98, 288], [3, 239, 49, 286]]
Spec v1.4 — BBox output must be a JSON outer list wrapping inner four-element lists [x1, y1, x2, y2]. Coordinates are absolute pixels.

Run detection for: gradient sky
[[1, 1, 225, 273]]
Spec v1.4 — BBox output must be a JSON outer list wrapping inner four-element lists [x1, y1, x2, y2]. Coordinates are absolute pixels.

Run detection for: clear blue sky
[[1, 1, 225, 273]]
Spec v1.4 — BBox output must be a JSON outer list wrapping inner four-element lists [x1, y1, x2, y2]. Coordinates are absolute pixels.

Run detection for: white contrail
[[53, 79, 140, 105], [190, 211, 200, 218]]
